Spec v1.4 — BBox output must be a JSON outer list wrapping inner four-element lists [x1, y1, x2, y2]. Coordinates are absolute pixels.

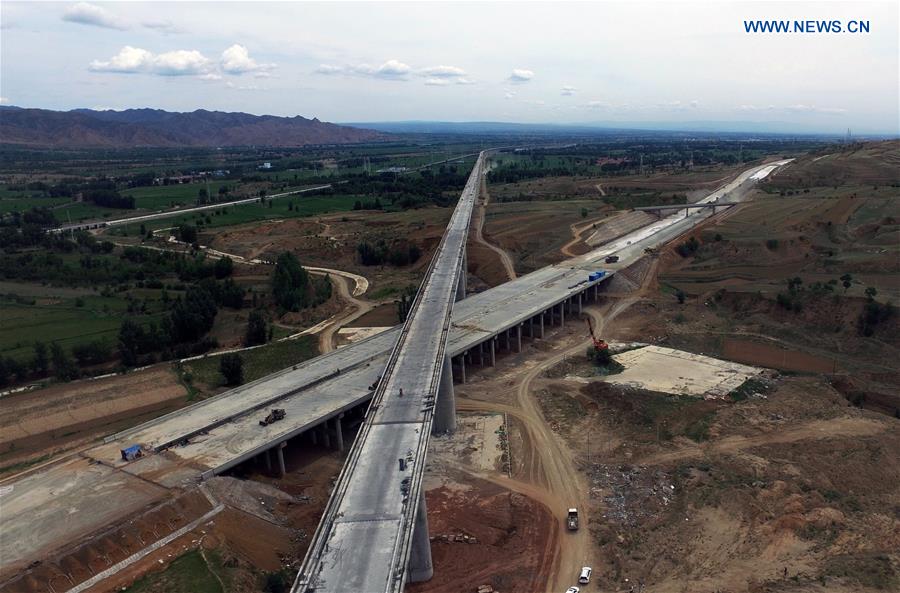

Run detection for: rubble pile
[[590, 464, 676, 527]]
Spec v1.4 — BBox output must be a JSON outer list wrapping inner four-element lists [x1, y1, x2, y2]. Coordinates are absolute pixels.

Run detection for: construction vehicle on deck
[[567, 508, 579, 531], [605, 255, 619, 263], [260, 408, 286, 426]]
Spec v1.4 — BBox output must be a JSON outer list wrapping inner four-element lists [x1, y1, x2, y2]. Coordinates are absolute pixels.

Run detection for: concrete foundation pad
[[608, 345, 762, 398]]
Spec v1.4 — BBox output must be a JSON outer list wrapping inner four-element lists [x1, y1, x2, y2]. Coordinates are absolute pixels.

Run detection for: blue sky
[[1, 1, 897, 133]]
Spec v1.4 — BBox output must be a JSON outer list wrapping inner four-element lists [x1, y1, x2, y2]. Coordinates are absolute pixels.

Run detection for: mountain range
[[0, 107, 381, 148]]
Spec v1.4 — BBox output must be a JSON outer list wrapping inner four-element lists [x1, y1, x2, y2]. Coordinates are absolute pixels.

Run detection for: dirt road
[[315, 273, 375, 353], [560, 216, 607, 257], [458, 298, 636, 590], [473, 174, 517, 281]]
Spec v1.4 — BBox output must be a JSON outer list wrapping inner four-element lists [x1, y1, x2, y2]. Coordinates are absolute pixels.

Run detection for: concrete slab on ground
[[0, 457, 167, 574], [608, 345, 762, 398]]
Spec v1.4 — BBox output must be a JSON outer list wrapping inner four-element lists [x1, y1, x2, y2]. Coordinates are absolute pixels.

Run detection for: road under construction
[[0, 156, 791, 593]]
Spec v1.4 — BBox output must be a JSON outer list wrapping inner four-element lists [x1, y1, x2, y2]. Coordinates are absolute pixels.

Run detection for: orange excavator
[[585, 317, 609, 353]]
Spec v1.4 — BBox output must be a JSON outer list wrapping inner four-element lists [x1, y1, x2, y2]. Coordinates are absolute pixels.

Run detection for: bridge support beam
[[323, 423, 331, 449], [408, 493, 434, 582], [264, 449, 272, 473], [489, 338, 496, 366], [433, 353, 456, 434], [560, 302, 566, 327], [515, 324, 522, 353], [578, 292, 583, 314], [276, 442, 286, 477], [334, 414, 344, 452], [539, 312, 545, 338]]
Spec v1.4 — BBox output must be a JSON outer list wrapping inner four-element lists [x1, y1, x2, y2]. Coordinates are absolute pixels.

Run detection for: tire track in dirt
[[639, 416, 888, 466], [457, 297, 638, 590]]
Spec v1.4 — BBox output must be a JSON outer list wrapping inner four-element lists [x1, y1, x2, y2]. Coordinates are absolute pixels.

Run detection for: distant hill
[[0, 106, 381, 148]]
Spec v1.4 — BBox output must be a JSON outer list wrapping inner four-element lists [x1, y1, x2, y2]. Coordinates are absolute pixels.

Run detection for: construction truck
[[585, 318, 609, 353], [259, 408, 286, 427], [567, 508, 579, 531], [120, 444, 143, 461], [605, 255, 619, 264]]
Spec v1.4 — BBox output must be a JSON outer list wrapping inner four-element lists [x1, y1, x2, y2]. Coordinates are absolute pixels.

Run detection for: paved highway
[[293, 152, 484, 593]]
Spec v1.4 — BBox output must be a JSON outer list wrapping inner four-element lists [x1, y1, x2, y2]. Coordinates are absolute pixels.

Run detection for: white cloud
[[504, 90, 517, 100], [561, 86, 577, 96], [0, 96, 9, 104], [315, 64, 343, 75], [221, 44, 274, 74], [690, 99, 700, 108], [374, 59, 410, 78], [425, 78, 451, 86], [419, 65, 466, 78], [90, 46, 211, 76], [200, 73, 223, 81], [62, 2, 128, 30], [583, 100, 609, 109], [315, 59, 411, 79], [455, 78, 475, 85], [509, 68, 534, 83], [142, 19, 183, 35]]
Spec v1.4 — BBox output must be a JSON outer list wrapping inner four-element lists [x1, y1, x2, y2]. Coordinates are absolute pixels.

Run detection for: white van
[[578, 566, 592, 584]]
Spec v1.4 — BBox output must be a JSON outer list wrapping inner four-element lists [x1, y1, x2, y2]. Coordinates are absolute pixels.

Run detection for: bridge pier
[[323, 423, 331, 449], [407, 493, 434, 582], [560, 302, 566, 327], [539, 311, 545, 337], [456, 354, 466, 384], [310, 428, 318, 446], [276, 442, 286, 477], [489, 338, 496, 366], [578, 292, 583, 314], [433, 353, 456, 434], [515, 324, 522, 352], [264, 449, 272, 473], [334, 414, 344, 452]]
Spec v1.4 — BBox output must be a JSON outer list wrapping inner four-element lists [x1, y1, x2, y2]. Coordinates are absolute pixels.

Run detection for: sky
[[1, 1, 898, 134]]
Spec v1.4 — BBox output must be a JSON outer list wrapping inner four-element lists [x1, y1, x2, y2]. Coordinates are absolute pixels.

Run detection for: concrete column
[[560, 302, 566, 328], [433, 353, 456, 434], [458, 354, 466, 384], [578, 292, 583, 314], [489, 338, 496, 366], [539, 312, 545, 338], [310, 428, 318, 446], [407, 492, 434, 582], [265, 449, 272, 473], [276, 442, 286, 477], [335, 413, 344, 452], [323, 423, 331, 449], [528, 317, 534, 337], [516, 324, 522, 352]]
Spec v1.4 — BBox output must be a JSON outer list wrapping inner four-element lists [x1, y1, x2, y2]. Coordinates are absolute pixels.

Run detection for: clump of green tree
[[776, 276, 805, 313], [219, 353, 244, 386], [271, 252, 331, 311], [357, 240, 421, 267], [675, 236, 700, 257], [858, 288, 893, 337], [245, 309, 269, 346], [395, 285, 418, 322]]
